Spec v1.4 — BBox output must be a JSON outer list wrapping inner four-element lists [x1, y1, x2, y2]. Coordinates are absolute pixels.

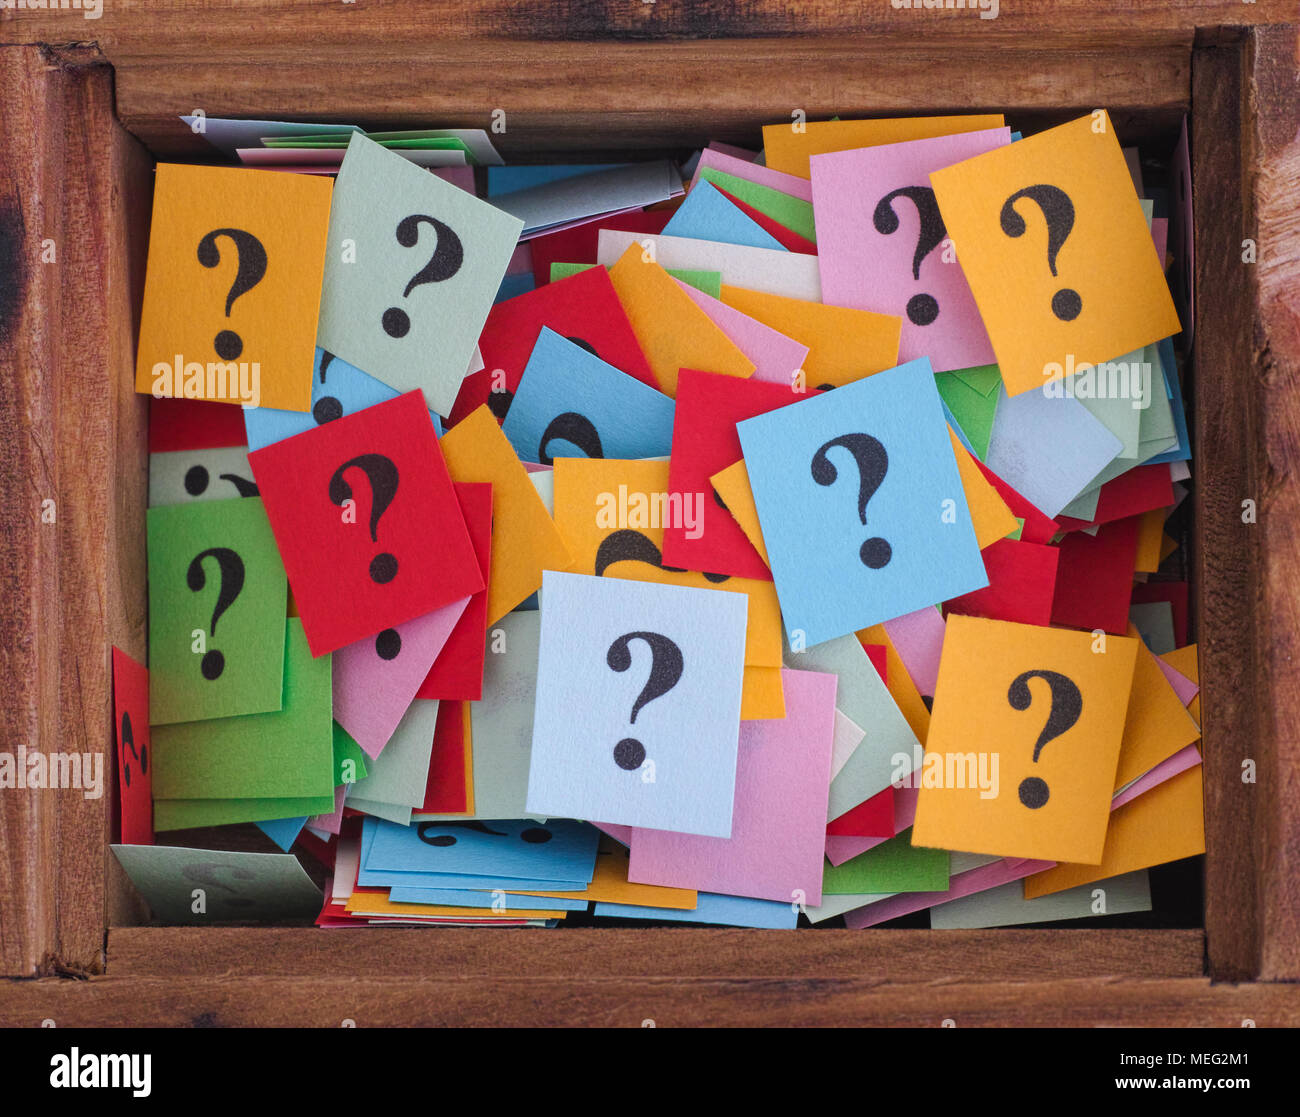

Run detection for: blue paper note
[[387, 886, 589, 910], [526, 571, 749, 838], [738, 358, 988, 646], [254, 816, 307, 852], [364, 816, 601, 882], [595, 892, 798, 928], [495, 271, 536, 303], [501, 329, 675, 465], [985, 383, 1124, 518], [1145, 337, 1191, 464], [662, 181, 787, 252], [488, 164, 623, 195]]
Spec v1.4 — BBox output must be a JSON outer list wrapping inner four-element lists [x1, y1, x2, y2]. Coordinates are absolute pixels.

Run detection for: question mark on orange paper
[[1008, 669, 1083, 809], [607, 631, 683, 771], [999, 185, 1082, 322], [197, 228, 268, 360]]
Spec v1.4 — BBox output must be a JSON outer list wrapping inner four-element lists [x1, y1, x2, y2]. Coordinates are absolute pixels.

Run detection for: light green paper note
[[697, 166, 816, 242], [822, 830, 950, 894]]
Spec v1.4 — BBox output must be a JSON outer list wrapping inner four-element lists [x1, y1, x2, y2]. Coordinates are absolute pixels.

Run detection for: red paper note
[[944, 538, 1060, 627], [662, 368, 815, 580], [826, 785, 895, 837], [1132, 580, 1189, 647], [249, 391, 483, 656], [1057, 463, 1174, 531], [149, 395, 248, 453], [416, 482, 493, 700], [448, 266, 657, 426], [711, 183, 818, 254], [972, 456, 1060, 544], [1051, 515, 1141, 634], [528, 209, 674, 288], [111, 647, 153, 845], [420, 699, 468, 814]]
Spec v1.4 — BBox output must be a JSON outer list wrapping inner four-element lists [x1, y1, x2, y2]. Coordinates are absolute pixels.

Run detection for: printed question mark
[[187, 547, 245, 680], [999, 185, 1082, 321], [313, 350, 343, 425], [565, 336, 599, 357], [538, 411, 603, 464], [416, 821, 553, 847], [382, 214, 463, 339], [196, 228, 268, 360], [120, 710, 146, 787], [183, 464, 258, 498], [328, 453, 400, 584], [594, 529, 730, 584], [1007, 669, 1083, 809], [181, 862, 256, 907], [606, 631, 684, 771], [873, 187, 947, 327], [811, 433, 891, 569]]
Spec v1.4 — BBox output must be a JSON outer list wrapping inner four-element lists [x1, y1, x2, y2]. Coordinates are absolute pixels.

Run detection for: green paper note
[[936, 371, 998, 461], [153, 794, 336, 832], [697, 166, 816, 242], [147, 497, 288, 724], [549, 261, 722, 298], [821, 830, 950, 894], [334, 721, 368, 785], [152, 619, 334, 802], [950, 363, 1003, 398]]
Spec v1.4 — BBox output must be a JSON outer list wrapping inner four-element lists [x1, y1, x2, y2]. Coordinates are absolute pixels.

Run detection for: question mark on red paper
[[873, 187, 947, 327], [382, 215, 463, 339], [196, 228, 268, 360], [187, 546, 245, 680], [1008, 669, 1083, 809], [1000, 185, 1082, 322], [120, 710, 147, 787], [606, 631, 684, 771], [811, 433, 891, 569], [328, 453, 400, 584]]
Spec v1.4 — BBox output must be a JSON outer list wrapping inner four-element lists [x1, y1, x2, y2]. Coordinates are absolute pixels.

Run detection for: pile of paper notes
[[109, 111, 1203, 929]]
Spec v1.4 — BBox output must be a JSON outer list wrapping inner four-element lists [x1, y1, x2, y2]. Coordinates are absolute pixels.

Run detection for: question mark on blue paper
[[607, 631, 683, 771], [811, 434, 891, 569]]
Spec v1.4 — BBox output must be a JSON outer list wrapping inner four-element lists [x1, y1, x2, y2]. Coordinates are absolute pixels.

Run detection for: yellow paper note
[[344, 890, 567, 919], [608, 245, 754, 397], [1160, 644, 1200, 728], [439, 406, 572, 624], [710, 458, 771, 569], [135, 164, 332, 411], [1134, 507, 1166, 572], [1024, 765, 1204, 898], [949, 428, 1018, 548], [719, 285, 900, 388], [930, 112, 1181, 397], [740, 665, 786, 720], [551, 457, 781, 668], [497, 836, 698, 910], [763, 114, 1006, 179], [911, 615, 1139, 863], [1113, 631, 1202, 791]]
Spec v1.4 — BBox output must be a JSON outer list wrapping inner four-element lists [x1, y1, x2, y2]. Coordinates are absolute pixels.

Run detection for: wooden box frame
[[1, 2, 1298, 1026]]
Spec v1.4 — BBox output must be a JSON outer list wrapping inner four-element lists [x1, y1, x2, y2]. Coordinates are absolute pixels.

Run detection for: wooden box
[[1, 2, 1298, 1026]]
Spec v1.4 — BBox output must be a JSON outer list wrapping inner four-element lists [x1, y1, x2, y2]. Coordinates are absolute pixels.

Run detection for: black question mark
[[1008, 669, 1083, 809], [594, 529, 730, 584], [382, 215, 463, 339], [873, 187, 947, 327], [811, 434, 891, 569], [1000, 185, 1082, 322], [538, 412, 603, 464], [186, 547, 245, 680], [327, 453, 400, 584], [182, 464, 258, 498], [120, 710, 146, 787], [606, 631, 684, 771], [196, 228, 268, 360], [416, 821, 553, 847], [313, 350, 344, 425]]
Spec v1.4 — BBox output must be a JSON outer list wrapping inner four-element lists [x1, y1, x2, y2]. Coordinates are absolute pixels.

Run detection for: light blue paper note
[[985, 383, 1124, 519], [662, 181, 787, 251], [595, 893, 797, 928], [738, 358, 987, 646], [365, 816, 601, 881], [490, 161, 682, 235], [387, 886, 589, 911], [488, 164, 623, 195], [254, 816, 307, 852], [317, 133, 523, 415], [501, 328, 675, 465], [526, 571, 749, 838]]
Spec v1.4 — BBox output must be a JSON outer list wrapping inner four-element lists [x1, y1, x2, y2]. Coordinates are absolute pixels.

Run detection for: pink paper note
[[307, 785, 348, 836], [1111, 745, 1202, 811], [844, 856, 1055, 928], [1154, 657, 1199, 707], [811, 128, 1011, 371], [675, 280, 810, 386], [1151, 216, 1169, 265], [690, 148, 813, 201], [629, 668, 837, 905], [333, 596, 469, 758], [882, 606, 946, 698], [826, 784, 918, 865], [707, 141, 761, 163]]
